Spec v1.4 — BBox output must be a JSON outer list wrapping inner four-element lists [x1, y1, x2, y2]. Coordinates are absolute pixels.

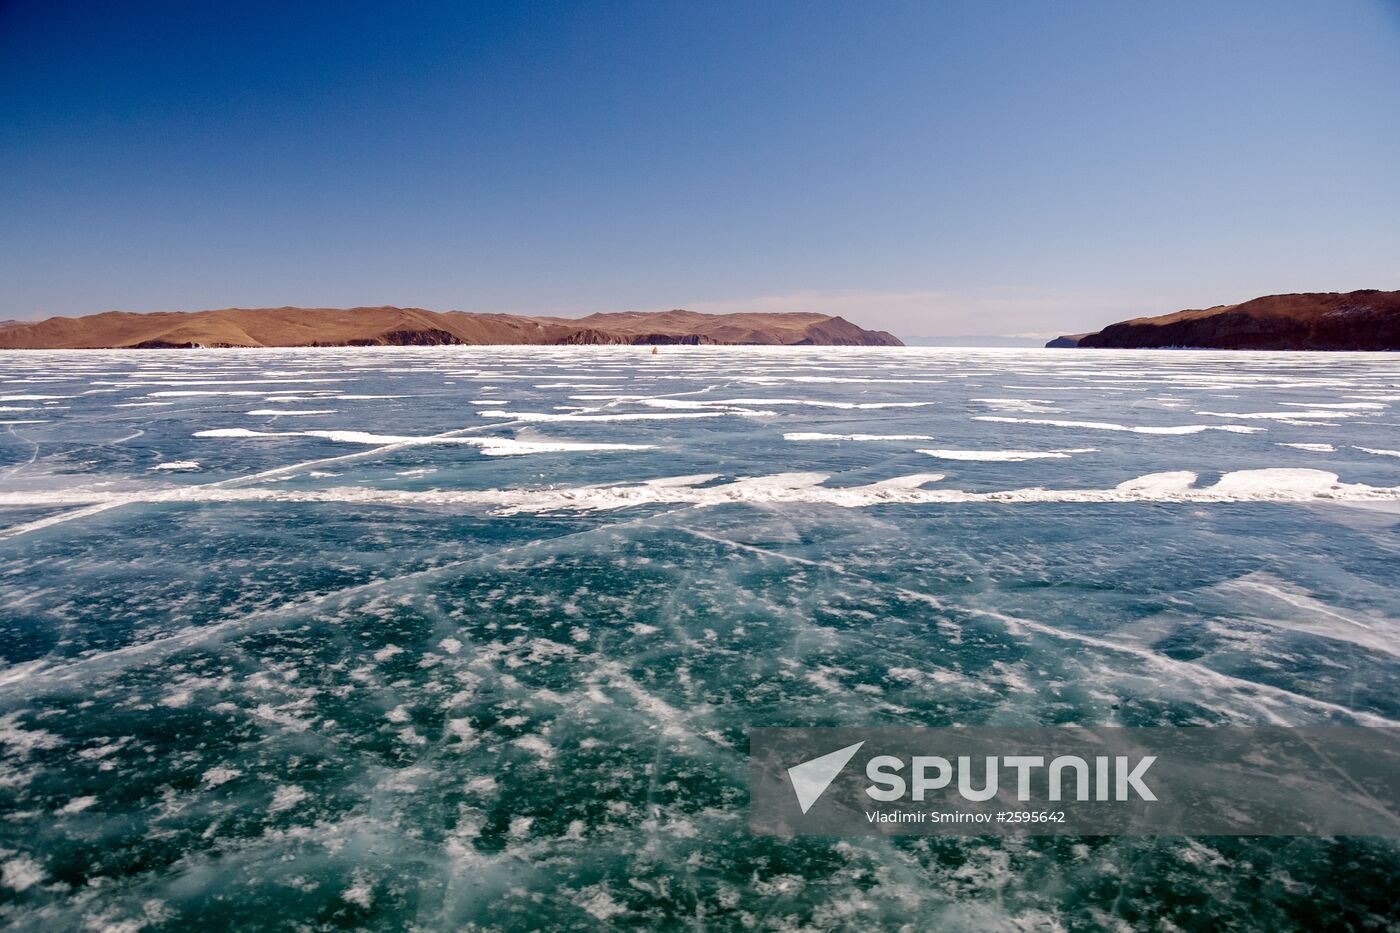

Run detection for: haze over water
[[2, 346, 1398, 929]]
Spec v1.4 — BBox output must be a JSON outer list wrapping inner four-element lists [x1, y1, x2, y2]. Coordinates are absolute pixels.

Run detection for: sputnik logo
[[787, 741, 864, 814]]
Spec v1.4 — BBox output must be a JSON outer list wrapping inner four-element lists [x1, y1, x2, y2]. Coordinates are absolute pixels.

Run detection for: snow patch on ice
[[785, 432, 935, 442], [1, 856, 45, 892], [202, 767, 241, 787], [975, 416, 1263, 435], [918, 448, 1095, 462], [193, 427, 653, 456], [56, 795, 97, 815], [5, 468, 1399, 517], [244, 409, 338, 416], [269, 785, 309, 813]]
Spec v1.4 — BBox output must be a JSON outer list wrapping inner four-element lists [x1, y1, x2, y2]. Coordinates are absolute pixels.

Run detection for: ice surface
[[1, 346, 1398, 930]]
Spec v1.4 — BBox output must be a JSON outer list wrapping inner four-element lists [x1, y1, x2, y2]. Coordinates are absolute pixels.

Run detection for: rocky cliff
[[1050, 290, 1400, 350]]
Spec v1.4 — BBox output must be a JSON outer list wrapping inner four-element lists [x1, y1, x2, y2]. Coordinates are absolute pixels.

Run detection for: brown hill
[[1054, 290, 1400, 350], [0, 307, 902, 349]]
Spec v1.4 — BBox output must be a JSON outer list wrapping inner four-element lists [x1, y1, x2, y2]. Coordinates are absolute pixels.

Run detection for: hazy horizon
[[3, 1, 1398, 335]]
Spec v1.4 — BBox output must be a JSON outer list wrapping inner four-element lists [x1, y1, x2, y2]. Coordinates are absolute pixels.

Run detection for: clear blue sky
[[2, 1, 1397, 336]]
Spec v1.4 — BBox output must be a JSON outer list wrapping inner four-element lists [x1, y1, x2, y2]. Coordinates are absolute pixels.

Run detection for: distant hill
[[1049, 290, 1400, 350], [0, 307, 902, 349]]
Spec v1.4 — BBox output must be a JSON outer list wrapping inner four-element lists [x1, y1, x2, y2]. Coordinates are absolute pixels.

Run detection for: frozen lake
[[2, 346, 1398, 929]]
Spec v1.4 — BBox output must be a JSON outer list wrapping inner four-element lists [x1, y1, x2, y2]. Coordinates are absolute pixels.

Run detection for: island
[[0, 307, 902, 349], [1048, 289, 1400, 350]]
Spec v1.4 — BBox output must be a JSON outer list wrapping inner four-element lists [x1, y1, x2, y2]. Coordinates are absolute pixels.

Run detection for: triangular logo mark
[[787, 741, 864, 814]]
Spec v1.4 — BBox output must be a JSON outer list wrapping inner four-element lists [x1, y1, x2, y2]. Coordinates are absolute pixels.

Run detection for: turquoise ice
[[1, 347, 1398, 929]]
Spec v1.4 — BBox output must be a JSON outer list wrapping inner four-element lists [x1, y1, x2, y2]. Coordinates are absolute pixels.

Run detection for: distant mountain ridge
[[0, 307, 902, 349], [1049, 290, 1400, 350]]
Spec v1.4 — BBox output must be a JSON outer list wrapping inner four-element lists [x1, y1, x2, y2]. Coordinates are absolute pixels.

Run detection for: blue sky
[[2, 1, 1397, 336]]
